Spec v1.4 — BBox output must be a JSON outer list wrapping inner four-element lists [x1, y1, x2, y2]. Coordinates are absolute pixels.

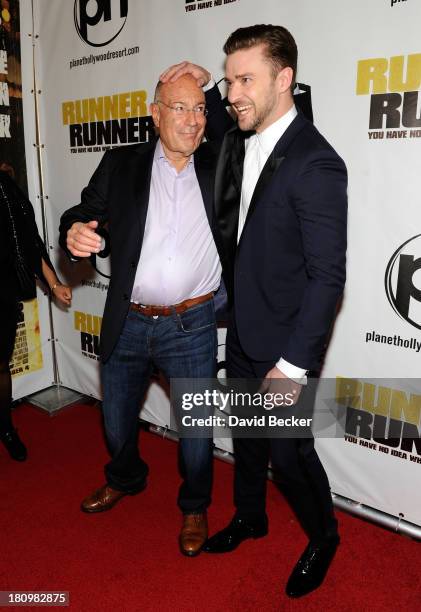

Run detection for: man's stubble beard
[[238, 86, 278, 132]]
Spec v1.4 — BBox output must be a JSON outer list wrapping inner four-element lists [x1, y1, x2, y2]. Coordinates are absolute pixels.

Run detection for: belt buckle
[[141, 303, 165, 318]]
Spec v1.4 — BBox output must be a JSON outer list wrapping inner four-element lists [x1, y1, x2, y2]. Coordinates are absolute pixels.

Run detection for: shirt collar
[[155, 139, 194, 170], [255, 105, 298, 155]]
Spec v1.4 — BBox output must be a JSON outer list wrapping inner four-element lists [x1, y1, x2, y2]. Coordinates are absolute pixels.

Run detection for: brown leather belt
[[130, 292, 213, 317]]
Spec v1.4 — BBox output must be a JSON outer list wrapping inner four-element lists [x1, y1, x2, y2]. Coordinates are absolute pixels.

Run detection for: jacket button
[[131, 262, 136, 268], [123, 294, 129, 300]]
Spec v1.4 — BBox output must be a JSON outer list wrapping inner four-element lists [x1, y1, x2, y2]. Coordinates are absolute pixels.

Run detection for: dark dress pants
[[227, 316, 338, 542]]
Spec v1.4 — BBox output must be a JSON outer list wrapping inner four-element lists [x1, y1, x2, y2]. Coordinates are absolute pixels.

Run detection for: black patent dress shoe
[[286, 536, 340, 598], [202, 515, 268, 553], [0, 429, 27, 461]]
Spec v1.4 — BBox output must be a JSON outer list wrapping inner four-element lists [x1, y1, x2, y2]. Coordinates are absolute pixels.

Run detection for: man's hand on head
[[66, 220, 102, 258], [160, 62, 212, 88]]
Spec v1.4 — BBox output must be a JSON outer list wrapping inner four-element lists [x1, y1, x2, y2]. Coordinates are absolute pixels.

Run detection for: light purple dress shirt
[[130, 140, 221, 306]]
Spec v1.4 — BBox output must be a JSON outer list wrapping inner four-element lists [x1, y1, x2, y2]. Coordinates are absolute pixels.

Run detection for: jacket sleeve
[[59, 150, 114, 260], [204, 84, 235, 143], [282, 148, 348, 370]]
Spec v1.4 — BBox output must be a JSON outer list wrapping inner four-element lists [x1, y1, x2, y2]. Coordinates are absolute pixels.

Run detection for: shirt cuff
[[275, 358, 308, 385], [203, 77, 216, 92]]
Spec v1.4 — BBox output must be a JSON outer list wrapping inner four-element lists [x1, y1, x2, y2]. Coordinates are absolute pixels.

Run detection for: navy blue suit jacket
[[206, 86, 348, 371]]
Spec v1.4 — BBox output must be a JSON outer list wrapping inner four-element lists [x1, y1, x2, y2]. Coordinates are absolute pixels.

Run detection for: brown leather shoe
[[81, 484, 129, 513], [179, 512, 208, 557]]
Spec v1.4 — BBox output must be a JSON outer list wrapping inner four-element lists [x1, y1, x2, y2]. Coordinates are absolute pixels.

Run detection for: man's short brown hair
[[223, 24, 297, 90]]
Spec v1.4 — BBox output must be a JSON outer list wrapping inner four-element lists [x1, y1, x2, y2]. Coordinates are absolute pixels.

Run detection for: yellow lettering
[[75, 99, 89, 124], [88, 97, 104, 122], [104, 95, 119, 120], [62, 101, 75, 125], [63, 91, 150, 123], [74, 311, 86, 333], [389, 391, 421, 426], [361, 384, 390, 417], [389, 54, 421, 93], [130, 90, 147, 117], [356, 58, 388, 95], [74, 311, 102, 335], [84, 314, 102, 336], [119, 93, 131, 119], [336, 377, 362, 408]]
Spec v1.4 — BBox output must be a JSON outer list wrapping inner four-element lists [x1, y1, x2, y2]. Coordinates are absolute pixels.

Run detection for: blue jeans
[[101, 299, 217, 513]]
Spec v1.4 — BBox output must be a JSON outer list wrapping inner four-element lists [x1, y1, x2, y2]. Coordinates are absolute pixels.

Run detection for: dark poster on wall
[[0, 0, 28, 193]]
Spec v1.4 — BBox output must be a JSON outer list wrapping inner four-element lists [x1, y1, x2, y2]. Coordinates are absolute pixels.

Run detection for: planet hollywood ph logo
[[74, 0, 128, 47], [89, 228, 111, 279], [385, 234, 421, 330]]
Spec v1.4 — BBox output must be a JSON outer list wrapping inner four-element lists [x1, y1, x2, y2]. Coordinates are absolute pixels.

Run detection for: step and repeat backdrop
[[15, 0, 421, 527]]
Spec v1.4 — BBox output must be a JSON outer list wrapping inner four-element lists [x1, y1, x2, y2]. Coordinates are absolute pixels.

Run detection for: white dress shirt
[[238, 105, 297, 240], [238, 106, 307, 383]]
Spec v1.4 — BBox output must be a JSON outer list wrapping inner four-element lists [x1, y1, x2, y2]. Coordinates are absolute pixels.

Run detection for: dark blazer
[[59, 139, 223, 363], [206, 87, 348, 371]]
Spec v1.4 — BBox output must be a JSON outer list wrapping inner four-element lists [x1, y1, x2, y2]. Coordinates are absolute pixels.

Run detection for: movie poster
[[0, 0, 27, 192], [9, 299, 43, 377]]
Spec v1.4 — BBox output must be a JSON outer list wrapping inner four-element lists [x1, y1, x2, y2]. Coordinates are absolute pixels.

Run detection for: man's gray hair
[[154, 81, 162, 103]]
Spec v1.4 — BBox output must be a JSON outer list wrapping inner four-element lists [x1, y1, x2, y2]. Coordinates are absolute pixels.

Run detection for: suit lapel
[[130, 140, 156, 242], [194, 144, 215, 226], [214, 127, 246, 256], [239, 111, 308, 244], [238, 151, 286, 247], [231, 129, 247, 191]]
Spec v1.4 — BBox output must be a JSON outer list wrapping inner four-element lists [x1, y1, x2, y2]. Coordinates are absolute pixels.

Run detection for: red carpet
[[1, 402, 420, 611]]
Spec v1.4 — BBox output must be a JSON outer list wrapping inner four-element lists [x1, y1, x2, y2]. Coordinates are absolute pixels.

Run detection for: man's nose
[[185, 108, 199, 124], [227, 82, 241, 104]]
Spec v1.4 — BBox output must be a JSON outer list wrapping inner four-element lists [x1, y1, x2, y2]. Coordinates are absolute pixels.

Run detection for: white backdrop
[[20, 0, 421, 527]]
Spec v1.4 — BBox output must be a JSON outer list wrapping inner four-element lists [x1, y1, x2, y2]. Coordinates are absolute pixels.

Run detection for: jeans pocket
[[176, 301, 216, 334]]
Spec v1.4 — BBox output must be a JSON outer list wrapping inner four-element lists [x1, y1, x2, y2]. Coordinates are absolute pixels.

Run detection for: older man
[[59, 75, 224, 557]]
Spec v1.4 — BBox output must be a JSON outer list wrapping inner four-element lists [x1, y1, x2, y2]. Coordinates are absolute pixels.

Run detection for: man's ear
[[150, 102, 160, 128], [277, 66, 293, 94]]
